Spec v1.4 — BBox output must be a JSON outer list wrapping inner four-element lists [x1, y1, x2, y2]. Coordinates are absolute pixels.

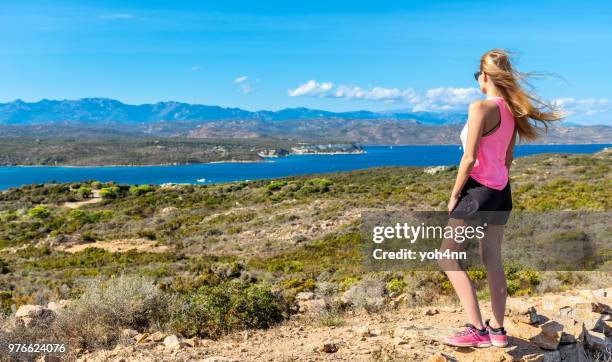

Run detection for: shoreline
[[0, 144, 608, 168]]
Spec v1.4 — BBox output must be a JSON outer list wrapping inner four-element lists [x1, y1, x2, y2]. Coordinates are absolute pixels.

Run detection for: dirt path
[[62, 190, 103, 209], [78, 289, 611, 361], [56, 238, 170, 254]]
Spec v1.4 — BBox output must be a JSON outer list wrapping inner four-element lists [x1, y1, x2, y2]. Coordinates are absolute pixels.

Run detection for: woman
[[439, 49, 564, 348]]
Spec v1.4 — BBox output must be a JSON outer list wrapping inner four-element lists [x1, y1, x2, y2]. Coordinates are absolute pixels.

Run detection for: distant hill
[[0, 98, 467, 125]]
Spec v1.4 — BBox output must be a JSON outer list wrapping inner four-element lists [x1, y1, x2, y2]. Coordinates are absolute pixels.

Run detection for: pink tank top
[[460, 96, 516, 190]]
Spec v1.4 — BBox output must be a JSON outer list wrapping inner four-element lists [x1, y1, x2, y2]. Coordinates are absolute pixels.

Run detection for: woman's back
[[460, 96, 516, 190]]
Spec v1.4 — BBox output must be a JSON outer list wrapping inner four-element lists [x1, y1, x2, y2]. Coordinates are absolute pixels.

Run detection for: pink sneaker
[[443, 324, 491, 347], [485, 319, 509, 347]]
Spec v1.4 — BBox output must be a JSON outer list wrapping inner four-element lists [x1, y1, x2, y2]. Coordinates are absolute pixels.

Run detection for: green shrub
[[267, 181, 287, 191], [386, 278, 407, 294], [28, 205, 51, 219], [170, 282, 286, 339], [99, 187, 120, 199], [77, 186, 93, 199], [129, 185, 156, 196]]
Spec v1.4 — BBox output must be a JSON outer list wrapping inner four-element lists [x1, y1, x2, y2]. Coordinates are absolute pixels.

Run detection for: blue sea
[[0, 144, 609, 190]]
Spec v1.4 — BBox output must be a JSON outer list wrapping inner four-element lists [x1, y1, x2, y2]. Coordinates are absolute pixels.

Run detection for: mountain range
[[0, 98, 467, 125]]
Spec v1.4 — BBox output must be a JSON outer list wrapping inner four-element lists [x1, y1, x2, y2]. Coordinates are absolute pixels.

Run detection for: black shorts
[[450, 176, 512, 226]]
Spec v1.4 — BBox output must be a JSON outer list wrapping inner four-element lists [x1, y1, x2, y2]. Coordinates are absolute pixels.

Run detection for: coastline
[[0, 144, 608, 168]]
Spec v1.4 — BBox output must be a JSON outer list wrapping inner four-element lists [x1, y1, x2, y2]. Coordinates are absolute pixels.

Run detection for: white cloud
[[412, 87, 482, 112], [288, 80, 480, 111], [234, 75, 248, 84], [239, 84, 253, 94], [551, 97, 610, 125], [234, 75, 254, 93], [98, 13, 136, 20], [191, 66, 201, 71], [552, 97, 609, 116], [287, 80, 334, 97], [333, 85, 418, 102]]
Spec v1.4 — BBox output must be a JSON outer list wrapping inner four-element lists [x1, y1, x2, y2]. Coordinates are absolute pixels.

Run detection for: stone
[[424, 166, 449, 175], [532, 321, 563, 350], [352, 325, 371, 337], [295, 291, 315, 301], [504, 319, 540, 340], [592, 301, 612, 315], [121, 329, 138, 339], [321, 342, 339, 353], [581, 327, 608, 351], [182, 337, 199, 347], [521, 354, 544, 362], [148, 331, 166, 342], [554, 316, 581, 344], [424, 308, 439, 316], [542, 350, 560, 362], [15, 304, 56, 328], [297, 299, 326, 313], [558, 343, 588, 362], [135, 333, 149, 344], [506, 299, 539, 324], [202, 357, 237, 362], [163, 335, 181, 348], [427, 353, 449, 362], [454, 349, 513, 362]]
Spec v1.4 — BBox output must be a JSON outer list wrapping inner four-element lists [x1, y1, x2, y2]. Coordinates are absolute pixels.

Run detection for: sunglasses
[[474, 71, 482, 81]]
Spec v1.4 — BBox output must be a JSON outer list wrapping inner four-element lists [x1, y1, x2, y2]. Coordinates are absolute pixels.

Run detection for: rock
[[163, 335, 181, 348], [121, 329, 138, 339], [424, 166, 449, 175], [521, 354, 544, 362], [581, 327, 608, 351], [532, 321, 563, 350], [135, 333, 149, 344], [542, 350, 560, 362], [454, 349, 513, 362], [424, 308, 439, 316], [297, 298, 326, 313], [592, 301, 612, 315], [558, 343, 588, 362], [321, 342, 339, 353], [596, 319, 612, 337], [341, 279, 386, 310], [15, 304, 56, 328], [182, 337, 199, 347], [554, 316, 581, 343], [504, 319, 541, 340], [202, 357, 237, 362], [148, 331, 166, 342], [295, 291, 315, 301], [427, 353, 449, 362], [506, 299, 539, 324], [352, 325, 371, 337]]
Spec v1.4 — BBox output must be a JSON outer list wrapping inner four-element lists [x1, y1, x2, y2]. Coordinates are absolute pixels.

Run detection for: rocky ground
[[15, 288, 609, 362]]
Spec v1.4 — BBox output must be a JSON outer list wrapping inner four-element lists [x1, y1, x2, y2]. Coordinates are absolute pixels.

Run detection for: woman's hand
[[447, 194, 460, 213]]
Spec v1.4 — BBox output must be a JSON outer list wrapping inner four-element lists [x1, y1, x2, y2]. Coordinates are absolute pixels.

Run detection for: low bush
[[53, 275, 168, 350], [169, 281, 286, 339]]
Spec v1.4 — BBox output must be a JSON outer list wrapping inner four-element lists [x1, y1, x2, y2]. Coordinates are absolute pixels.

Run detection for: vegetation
[[0, 150, 609, 353], [0, 137, 361, 166]]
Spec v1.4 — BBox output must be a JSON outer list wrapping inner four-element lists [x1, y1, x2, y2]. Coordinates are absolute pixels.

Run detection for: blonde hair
[[480, 49, 566, 140]]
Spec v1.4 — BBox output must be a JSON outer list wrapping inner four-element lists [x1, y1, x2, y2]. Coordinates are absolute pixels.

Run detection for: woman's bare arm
[[448, 101, 486, 210]]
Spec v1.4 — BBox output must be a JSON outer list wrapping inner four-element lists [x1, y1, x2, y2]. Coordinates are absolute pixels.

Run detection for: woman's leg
[[438, 218, 484, 329], [480, 224, 507, 328]]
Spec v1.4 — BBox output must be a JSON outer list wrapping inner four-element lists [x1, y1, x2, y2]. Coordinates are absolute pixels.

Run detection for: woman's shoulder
[[468, 99, 499, 114]]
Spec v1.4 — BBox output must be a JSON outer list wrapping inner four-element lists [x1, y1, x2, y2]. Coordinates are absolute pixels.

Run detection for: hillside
[[0, 137, 362, 166], [0, 150, 610, 361]]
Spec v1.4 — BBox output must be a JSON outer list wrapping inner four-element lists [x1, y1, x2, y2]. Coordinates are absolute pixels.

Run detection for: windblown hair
[[480, 49, 566, 140]]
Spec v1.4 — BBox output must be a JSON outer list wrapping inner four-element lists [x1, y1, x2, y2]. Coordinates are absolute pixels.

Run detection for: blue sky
[[0, 0, 610, 124]]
